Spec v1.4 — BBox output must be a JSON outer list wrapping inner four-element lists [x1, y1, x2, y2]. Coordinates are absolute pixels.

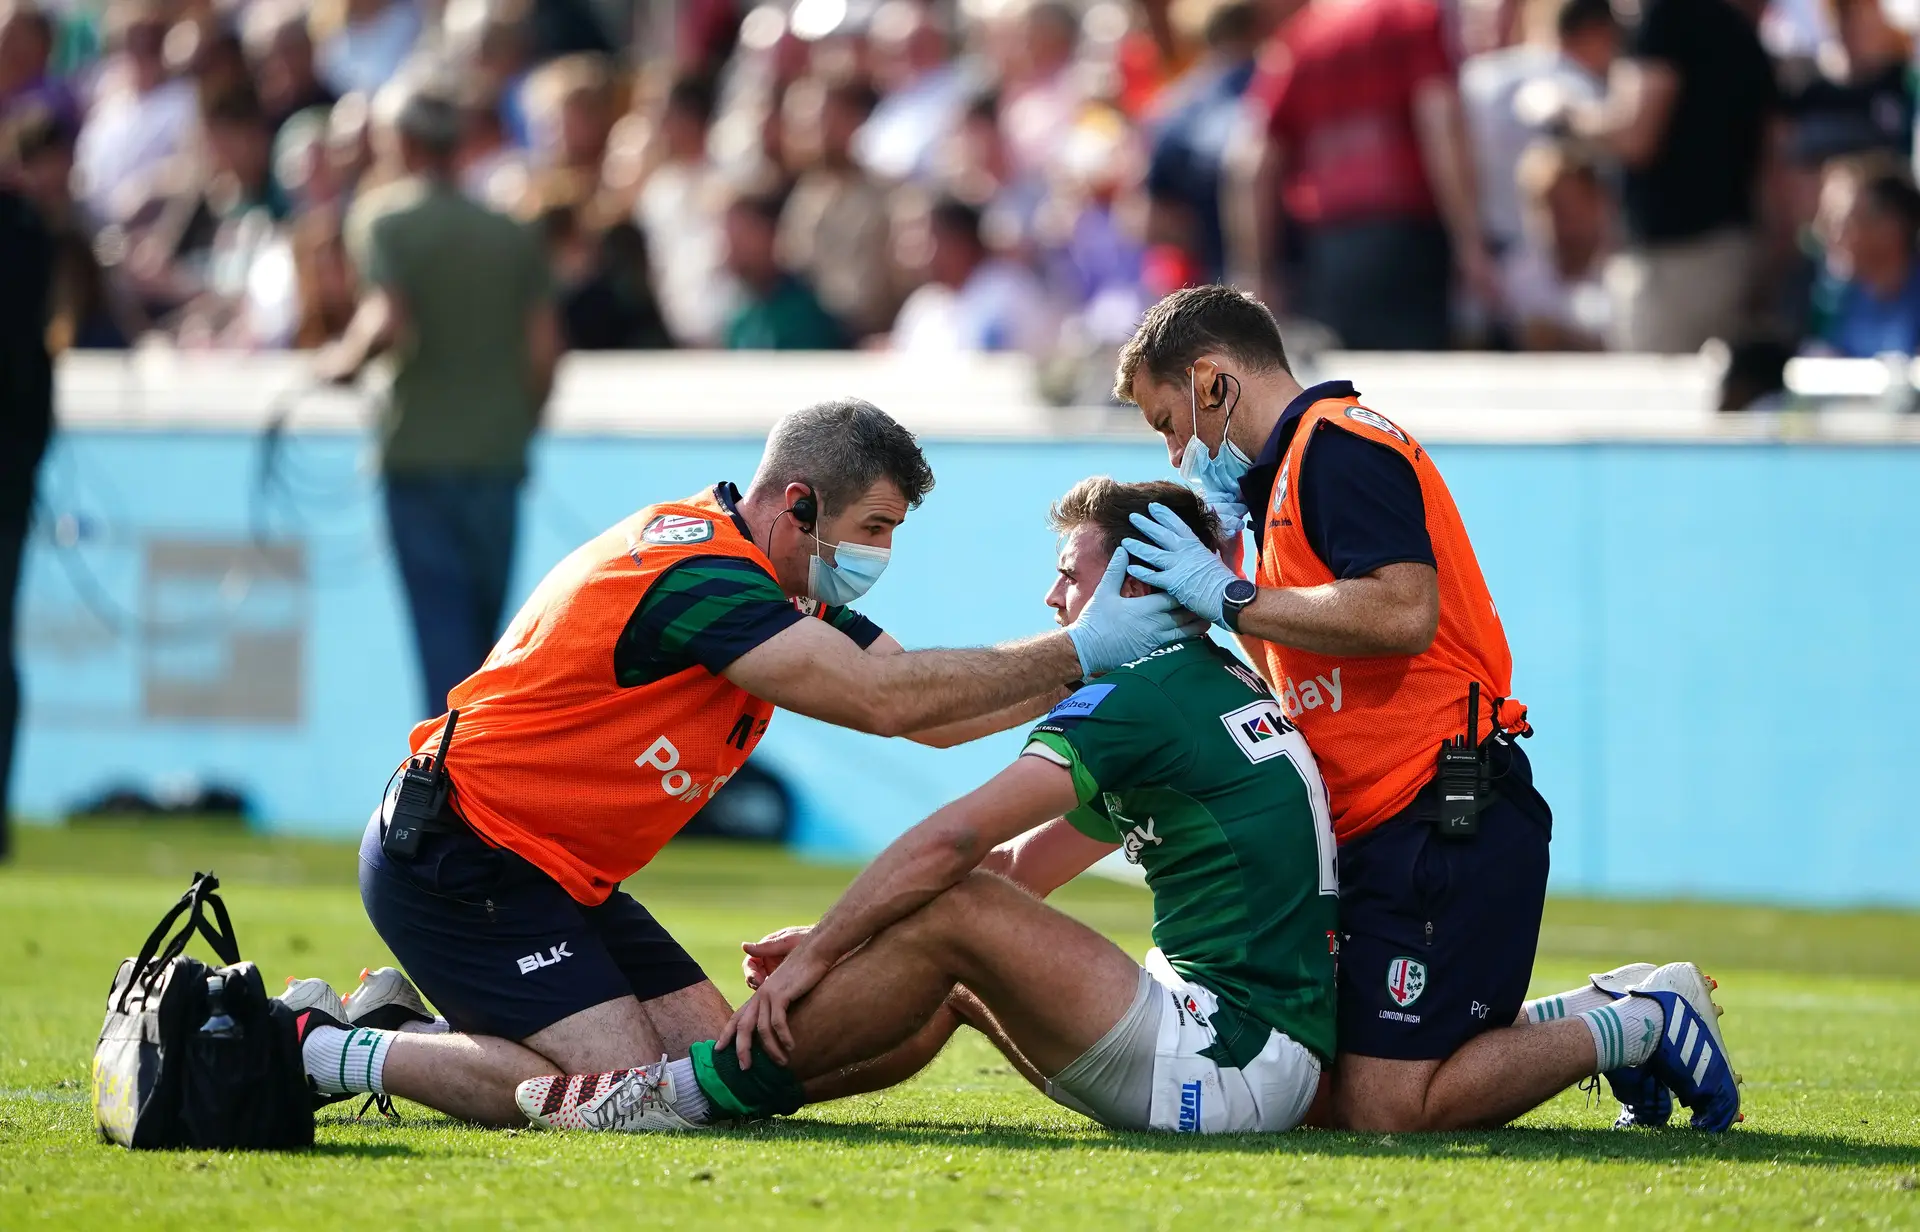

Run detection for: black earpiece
[[1210, 373, 1229, 407], [790, 486, 818, 533]]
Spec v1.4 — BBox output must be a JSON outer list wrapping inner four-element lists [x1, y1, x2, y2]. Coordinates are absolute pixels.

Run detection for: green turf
[[2, 822, 1916, 1229]]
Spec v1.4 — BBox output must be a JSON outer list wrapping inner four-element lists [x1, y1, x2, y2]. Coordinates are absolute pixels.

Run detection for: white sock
[[665, 1057, 712, 1124], [303, 1025, 395, 1095], [1523, 984, 1613, 1024], [1580, 999, 1663, 1073]]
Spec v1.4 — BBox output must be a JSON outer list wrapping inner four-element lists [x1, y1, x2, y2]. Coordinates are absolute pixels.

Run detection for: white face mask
[[806, 535, 891, 605]]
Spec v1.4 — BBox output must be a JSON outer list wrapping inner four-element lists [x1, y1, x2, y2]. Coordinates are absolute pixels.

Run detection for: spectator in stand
[[1141, 0, 1264, 284], [1000, 0, 1086, 188], [8, 106, 139, 348], [318, 81, 563, 717], [932, 90, 1025, 226], [523, 51, 613, 180], [778, 72, 894, 339], [554, 212, 674, 350], [720, 184, 847, 349], [242, 1, 338, 140], [1786, 0, 1913, 164], [0, 120, 53, 863], [447, 0, 537, 149], [0, 2, 77, 129], [1503, 139, 1614, 350], [74, 1, 199, 225], [633, 72, 733, 346], [1037, 102, 1151, 347], [1461, 0, 1617, 262], [456, 84, 530, 210], [168, 17, 251, 108], [1230, 0, 1494, 350], [856, 0, 967, 182], [314, 0, 423, 99], [1551, 0, 1780, 352], [1806, 162, 1920, 356], [890, 192, 1054, 352]]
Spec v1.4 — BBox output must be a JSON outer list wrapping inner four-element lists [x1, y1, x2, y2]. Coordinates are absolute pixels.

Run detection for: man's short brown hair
[[1113, 284, 1292, 404], [1048, 477, 1223, 561]]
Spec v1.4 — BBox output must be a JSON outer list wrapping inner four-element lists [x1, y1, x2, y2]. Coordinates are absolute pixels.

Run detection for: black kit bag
[[92, 871, 313, 1150]]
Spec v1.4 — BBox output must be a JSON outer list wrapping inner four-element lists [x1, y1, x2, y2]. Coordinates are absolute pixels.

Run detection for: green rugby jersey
[[1023, 638, 1338, 1065]]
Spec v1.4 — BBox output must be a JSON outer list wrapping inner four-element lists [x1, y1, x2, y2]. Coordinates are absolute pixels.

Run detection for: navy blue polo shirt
[[1237, 381, 1435, 579]]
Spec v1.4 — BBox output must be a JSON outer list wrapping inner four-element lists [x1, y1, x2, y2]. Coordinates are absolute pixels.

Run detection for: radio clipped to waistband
[[381, 709, 460, 860], [1435, 684, 1492, 839]]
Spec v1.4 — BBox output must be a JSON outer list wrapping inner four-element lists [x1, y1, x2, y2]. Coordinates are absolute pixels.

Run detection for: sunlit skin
[[1045, 522, 1155, 628], [742, 479, 908, 602]]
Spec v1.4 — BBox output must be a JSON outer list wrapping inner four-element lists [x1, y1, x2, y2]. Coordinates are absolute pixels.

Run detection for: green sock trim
[[688, 1041, 758, 1119], [687, 1037, 807, 1119]]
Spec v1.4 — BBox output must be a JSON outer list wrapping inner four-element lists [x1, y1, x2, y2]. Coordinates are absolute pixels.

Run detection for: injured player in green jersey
[[514, 477, 1341, 1134]]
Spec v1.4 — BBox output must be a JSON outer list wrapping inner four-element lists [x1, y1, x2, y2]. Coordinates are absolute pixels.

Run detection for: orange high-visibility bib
[[408, 489, 776, 904], [1251, 397, 1529, 843]]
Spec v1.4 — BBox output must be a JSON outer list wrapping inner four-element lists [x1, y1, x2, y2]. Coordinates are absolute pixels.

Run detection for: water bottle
[[199, 974, 243, 1040]]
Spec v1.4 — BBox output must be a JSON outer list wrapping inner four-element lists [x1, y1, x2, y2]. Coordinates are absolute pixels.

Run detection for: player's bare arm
[[718, 754, 1080, 1064]]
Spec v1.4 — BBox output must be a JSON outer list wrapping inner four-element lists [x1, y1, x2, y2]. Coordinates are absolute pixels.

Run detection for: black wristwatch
[[1219, 578, 1258, 632]]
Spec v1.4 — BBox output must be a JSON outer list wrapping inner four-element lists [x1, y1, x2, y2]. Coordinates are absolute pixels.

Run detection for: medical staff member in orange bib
[[1110, 286, 1742, 1134], [276, 398, 1200, 1127]]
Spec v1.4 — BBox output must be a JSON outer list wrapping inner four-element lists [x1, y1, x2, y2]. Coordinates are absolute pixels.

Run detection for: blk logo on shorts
[[1386, 956, 1427, 1007], [517, 943, 573, 974]]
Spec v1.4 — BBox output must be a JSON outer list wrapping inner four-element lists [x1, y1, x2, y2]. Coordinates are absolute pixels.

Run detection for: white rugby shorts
[[1046, 948, 1321, 1133]]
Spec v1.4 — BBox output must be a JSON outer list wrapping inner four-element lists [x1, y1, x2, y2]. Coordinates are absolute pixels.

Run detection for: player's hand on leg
[[742, 925, 813, 990], [718, 948, 829, 1068]]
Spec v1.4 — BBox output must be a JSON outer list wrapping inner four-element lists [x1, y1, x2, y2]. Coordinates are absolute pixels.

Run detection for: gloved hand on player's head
[[1207, 498, 1248, 575], [1121, 502, 1242, 629], [1065, 547, 1209, 677]]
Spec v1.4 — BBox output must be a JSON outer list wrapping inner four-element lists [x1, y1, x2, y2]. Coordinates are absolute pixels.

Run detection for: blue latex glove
[[1205, 495, 1249, 536], [1121, 502, 1240, 629], [1065, 547, 1208, 677]]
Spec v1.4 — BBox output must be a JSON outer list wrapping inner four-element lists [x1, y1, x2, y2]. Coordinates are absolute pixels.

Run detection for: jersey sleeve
[[1299, 426, 1436, 579], [615, 556, 806, 685], [818, 604, 884, 649], [1019, 677, 1191, 838]]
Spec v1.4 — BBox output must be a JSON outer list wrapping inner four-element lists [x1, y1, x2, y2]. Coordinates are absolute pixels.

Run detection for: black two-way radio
[[1435, 683, 1487, 838], [381, 709, 459, 860]]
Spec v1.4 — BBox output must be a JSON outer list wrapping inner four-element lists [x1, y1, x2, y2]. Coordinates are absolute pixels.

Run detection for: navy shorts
[[358, 811, 707, 1041], [1335, 739, 1552, 1061]]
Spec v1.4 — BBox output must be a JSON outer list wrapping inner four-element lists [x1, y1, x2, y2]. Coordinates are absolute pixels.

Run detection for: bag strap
[[117, 872, 239, 1010], [118, 881, 201, 1011], [192, 884, 241, 967]]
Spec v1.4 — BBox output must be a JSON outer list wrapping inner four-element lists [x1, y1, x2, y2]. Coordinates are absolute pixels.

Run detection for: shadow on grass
[[758, 1119, 1920, 1168], [304, 1142, 418, 1159]]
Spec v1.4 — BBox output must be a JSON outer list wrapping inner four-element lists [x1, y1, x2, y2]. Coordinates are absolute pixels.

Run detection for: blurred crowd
[[5, 0, 1920, 380]]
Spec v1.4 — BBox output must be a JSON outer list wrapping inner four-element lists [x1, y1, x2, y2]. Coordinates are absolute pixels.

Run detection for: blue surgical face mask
[[1176, 367, 1252, 509], [807, 535, 890, 605]]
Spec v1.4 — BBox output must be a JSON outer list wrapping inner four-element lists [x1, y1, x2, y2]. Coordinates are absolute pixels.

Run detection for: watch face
[[1225, 579, 1258, 605]]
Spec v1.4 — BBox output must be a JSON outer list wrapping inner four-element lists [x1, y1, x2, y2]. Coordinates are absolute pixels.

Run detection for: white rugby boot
[[343, 966, 435, 1031], [1628, 961, 1743, 1132], [517, 1058, 706, 1132]]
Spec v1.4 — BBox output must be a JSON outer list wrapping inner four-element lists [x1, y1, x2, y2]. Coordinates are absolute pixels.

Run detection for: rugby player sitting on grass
[[276, 401, 1203, 1127], [515, 478, 1343, 1134]]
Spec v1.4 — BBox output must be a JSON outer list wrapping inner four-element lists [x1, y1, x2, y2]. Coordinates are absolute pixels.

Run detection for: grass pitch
[[2, 822, 1917, 1229]]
